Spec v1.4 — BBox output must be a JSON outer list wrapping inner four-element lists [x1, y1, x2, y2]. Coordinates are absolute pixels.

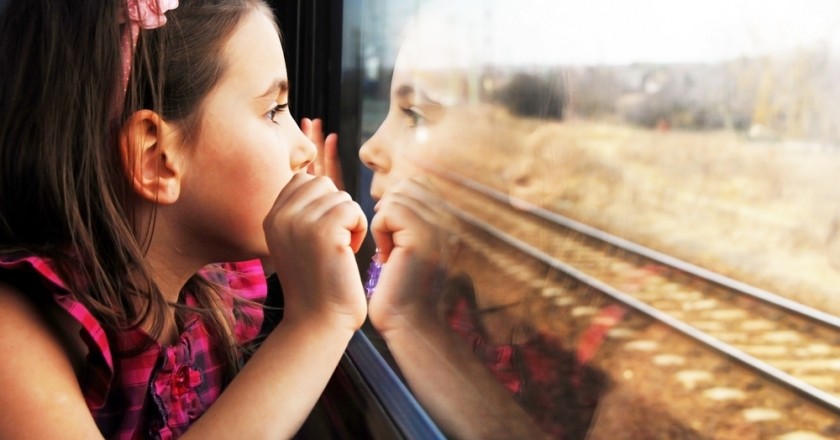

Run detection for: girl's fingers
[[265, 173, 367, 254], [265, 174, 336, 235], [266, 173, 320, 216], [299, 190, 368, 251], [301, 117, 324, 145], [324, 133, 344, 191], [301, 117, 312, 136], [378, 179, 458, 230], [371, 178, 462, 266], [302, 118, 344, 190], [370, 211, 397, 263], [309, 118, 325, 145], [371, 198, 439, 263], [297, 189, 353, 222]]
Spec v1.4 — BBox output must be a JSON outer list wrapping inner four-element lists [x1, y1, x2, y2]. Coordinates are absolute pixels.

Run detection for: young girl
[[0, 1, 368, 438]]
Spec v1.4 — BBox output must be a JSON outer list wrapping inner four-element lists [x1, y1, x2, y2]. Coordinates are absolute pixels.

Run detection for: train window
[[337, 0, 840, 438]]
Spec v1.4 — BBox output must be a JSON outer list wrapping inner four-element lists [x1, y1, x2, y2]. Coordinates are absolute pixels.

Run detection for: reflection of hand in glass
[[367, 177, 459, 331]]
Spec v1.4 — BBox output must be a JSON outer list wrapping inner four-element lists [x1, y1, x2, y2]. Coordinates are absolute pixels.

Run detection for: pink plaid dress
[[0, 254, 267, 439]]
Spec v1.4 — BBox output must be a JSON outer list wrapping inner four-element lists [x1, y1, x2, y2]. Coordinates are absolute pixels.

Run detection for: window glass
[[346, 1, 840, 437]]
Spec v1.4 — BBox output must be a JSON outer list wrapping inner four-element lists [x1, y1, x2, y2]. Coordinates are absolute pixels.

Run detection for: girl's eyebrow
[[396, 84, 442, 106], [396, 85, 415, 99], [257, 78, 289, 99]]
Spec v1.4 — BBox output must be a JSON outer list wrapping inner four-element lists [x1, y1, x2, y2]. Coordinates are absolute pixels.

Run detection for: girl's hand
[[367, 178, 461, 335], [264, 173, 367, 331], [302, 118, 344, 191]]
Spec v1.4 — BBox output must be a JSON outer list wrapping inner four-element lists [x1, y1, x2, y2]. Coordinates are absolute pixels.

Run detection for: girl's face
[[358, 58, 456, 201], [173, 9, 315, 261]]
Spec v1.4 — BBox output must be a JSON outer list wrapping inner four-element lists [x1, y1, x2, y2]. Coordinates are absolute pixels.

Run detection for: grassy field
[[440, 108, 840, 316]]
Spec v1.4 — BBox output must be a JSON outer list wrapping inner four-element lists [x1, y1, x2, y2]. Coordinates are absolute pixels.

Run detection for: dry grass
[[441, 107, 840, 316]]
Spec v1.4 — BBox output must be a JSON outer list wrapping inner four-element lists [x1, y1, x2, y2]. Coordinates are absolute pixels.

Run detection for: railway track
[[425, 165, 840, 438]]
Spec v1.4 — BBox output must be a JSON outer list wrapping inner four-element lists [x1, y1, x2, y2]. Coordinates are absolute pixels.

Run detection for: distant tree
[[495, 72, 565, 120]]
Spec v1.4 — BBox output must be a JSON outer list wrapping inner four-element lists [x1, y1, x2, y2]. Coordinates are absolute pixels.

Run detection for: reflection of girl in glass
[[353, 5, 613, 438]]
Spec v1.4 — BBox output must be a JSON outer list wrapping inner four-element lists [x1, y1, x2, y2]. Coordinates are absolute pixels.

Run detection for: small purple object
[[364, 250, 383, 298]]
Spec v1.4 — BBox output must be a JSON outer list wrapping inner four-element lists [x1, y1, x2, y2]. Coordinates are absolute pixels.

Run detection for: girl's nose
[[359, 130, 391, 173], [291, 126, 317, 172]]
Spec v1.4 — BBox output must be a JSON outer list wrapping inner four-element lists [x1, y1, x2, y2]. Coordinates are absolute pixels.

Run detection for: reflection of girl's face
[[358, 63, 448, 200]]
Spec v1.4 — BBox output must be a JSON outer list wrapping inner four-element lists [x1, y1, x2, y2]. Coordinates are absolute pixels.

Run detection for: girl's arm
[[184, 310, 357, 439], [187, 172, 368, 439], [367, 179, 551, 440]]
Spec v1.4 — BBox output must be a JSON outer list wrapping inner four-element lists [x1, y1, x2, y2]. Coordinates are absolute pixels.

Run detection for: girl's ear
[[120, 110, 183, 204]]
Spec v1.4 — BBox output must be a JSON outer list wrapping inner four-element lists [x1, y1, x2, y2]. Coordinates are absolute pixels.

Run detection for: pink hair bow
[[124, 0, 179, 29], [117, 0, 179, 111]]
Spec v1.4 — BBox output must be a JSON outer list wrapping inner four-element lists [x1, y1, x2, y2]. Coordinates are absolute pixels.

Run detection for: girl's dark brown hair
[[0, 0, 276, 377]]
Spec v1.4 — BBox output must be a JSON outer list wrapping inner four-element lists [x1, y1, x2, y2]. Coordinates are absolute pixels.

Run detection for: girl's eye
[[401, 106, 426, 128], [266, 102, 289, 123]]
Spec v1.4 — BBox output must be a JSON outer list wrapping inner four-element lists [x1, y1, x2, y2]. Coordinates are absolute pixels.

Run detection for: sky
[[384, 0, 840, 67], [494, 0, 840, 65]]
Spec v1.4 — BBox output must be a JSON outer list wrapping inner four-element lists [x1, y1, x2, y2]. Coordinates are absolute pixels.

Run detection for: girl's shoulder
[[0, 254, 92, 384], [0, 268, 104, 438], [0, 252, 95, 369]]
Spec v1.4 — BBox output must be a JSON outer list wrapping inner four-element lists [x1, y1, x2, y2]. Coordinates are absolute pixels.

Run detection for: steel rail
[[448, 203, 840, 414], [425, 164, 840, 332]]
